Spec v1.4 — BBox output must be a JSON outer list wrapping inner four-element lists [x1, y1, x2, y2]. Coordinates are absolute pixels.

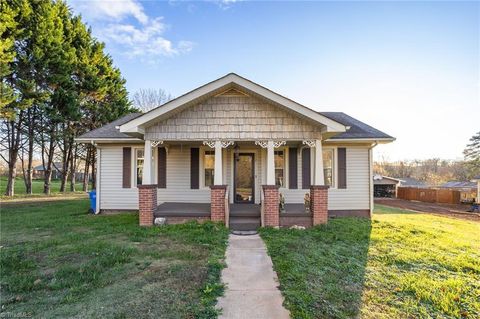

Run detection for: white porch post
[[143, 139, 152, 184], [214, 140, 223, 185], [314, 139, 325, 186], [267, 140, 275, 185]]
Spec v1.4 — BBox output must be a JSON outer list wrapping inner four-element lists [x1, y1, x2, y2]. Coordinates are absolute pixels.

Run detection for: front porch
[[138, 138, 330, 229]]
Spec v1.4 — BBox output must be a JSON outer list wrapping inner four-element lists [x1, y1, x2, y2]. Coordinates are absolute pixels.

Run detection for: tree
[[132, 88, 172, 112], [464, 131, 480, 173], [0, 0, 34, 196], [1, 0, 135, 196]]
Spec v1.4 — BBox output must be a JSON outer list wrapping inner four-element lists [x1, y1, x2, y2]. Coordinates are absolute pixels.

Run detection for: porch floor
[[154, 202, 210, 217]]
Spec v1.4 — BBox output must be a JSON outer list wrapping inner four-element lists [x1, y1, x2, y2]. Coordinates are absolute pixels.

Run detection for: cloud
[[69, 0, 193, 61], [71, 0, 148, 24]]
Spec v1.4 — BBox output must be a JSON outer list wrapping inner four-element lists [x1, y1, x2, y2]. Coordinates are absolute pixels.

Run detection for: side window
[[135, 149, 144, 186], [322, 149, 334, 186], [274, 150, 285, 187], [204, 150, 215, 187]]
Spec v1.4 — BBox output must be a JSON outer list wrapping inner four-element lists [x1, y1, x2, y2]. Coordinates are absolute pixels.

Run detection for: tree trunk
[[59, 131, 70, 192], [5, 159, 16, 196], [43, 128, 56, 195], [5, 117, 23, 196], [70, 143, 77, 192], [25, 121, 34, 194], [82, 146, 91, 192]]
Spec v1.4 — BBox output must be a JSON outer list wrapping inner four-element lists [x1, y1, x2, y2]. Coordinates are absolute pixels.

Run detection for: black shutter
[[288, 148, 298, 189], [157, 147, 166, 188], [338, 148, 347, 189], [190, 148, 199, 189], [122, 147, 131, 188], [302, 148, 311, 189]]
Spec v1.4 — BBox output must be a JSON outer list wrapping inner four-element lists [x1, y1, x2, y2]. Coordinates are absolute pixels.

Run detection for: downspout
[[368, 142, 378, 216], [91, 140, 100, 214]]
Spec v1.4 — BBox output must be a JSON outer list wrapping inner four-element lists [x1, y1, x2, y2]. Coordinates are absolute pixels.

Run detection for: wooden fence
[[397, 187, 461, 204]]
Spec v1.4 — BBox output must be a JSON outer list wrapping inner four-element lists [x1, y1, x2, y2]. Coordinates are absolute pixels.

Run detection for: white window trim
[[323, 147, 336, 189], [131, 146, 157, 188], [275, 147, 288, 189], [200, 146, 215, 189]]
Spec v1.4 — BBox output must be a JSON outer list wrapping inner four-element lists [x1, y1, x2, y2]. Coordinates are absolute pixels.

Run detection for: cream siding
[[98, 144, 370, 211], [158, 145, 210, 203], [99, 146, 138, 210], [281, 147, 370, 210]]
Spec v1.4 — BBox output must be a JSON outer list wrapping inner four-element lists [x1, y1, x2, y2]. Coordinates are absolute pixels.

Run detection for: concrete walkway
[[217, 234, 290, 319]]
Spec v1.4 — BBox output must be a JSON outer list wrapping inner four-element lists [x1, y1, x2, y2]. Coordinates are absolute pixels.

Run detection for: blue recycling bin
[[89, 190, 96, 214]]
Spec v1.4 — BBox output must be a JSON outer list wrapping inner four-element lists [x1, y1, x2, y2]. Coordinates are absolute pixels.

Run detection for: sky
[[69, 0, 479, 161]]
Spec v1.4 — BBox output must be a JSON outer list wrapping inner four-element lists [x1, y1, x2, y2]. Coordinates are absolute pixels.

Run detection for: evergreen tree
[[464, 131, 480, 173], [1, 0, 135, 196]]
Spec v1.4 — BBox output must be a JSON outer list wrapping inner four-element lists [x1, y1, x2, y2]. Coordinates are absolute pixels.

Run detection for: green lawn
[[0, 177, 85, 200], [0, 199, 229, 318], [260, 205, 480, 319]]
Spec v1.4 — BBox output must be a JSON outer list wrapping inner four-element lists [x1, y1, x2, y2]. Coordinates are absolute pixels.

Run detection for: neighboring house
[[76, 73, 394, 229], [373, 175, 401, 197], [33, 162, 63, 179], [398, 177, 427, 188], [439, 181, 477, 203]]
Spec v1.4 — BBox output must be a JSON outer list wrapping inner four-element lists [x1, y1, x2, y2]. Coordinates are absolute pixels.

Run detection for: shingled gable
[[118, 73, 347, 137]]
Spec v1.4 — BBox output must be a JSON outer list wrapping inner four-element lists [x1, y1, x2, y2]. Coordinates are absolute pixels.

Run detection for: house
[[33, 162, 63, 179], [33, 162, 88, 182], [439, 181, 478, 203], [373, 175, 401, 197], [398, 177, 427, 188], [76, 73, 394, 229]]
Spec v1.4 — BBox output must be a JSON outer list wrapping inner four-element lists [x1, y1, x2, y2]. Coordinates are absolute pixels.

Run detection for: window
[[135, 149, 144, 186], [204, 150, 215, 187], [274, 150, 285, 187], [323, 149, 333, 186]]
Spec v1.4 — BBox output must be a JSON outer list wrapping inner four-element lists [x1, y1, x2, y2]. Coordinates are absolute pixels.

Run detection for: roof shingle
[[319, 112, 393, 140], [77, 113, 142, 139]]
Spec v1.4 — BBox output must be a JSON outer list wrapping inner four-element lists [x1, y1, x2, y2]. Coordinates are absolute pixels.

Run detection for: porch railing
[[224, 187, 230, 228]]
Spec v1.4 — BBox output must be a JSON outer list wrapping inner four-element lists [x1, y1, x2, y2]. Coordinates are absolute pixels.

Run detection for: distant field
[[0, 177, 86, 199]]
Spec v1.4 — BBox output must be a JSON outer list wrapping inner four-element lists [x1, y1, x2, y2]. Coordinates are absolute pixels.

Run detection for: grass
[[0, 177, 85, 200], [260, 204, 480, 319], [0, 199, 229, 318]]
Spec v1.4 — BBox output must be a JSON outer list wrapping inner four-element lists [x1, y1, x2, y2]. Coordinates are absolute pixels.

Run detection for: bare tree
[[132, 88, 172, 112]]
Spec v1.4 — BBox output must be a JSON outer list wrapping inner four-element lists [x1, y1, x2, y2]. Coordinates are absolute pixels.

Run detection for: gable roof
[[76, 113, 142, 142], [76, 74, 395, 143], [34, 162, 63, 171], [119, 73, 347, 136], [398, 177, 428, 187]]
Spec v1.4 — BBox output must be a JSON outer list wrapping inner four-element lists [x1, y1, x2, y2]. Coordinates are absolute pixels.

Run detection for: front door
[[234, 153, 255, 203]]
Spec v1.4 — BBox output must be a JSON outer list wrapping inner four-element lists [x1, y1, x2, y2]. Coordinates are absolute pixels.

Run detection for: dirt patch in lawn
[[375, 198, 480, 222]]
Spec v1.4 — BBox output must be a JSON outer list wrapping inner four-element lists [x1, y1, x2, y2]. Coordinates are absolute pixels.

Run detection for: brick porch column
[[210, 185, 227, 222], [310, 185, 329, 225], [263, 185, 280, 227], [138, 184, 157, 226]]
